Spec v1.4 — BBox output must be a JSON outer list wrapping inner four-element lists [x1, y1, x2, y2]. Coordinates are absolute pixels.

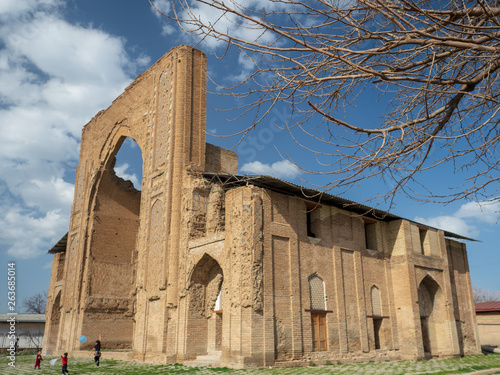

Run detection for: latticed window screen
[[309, 275, 326, 310], [371, 286, 382, 316]]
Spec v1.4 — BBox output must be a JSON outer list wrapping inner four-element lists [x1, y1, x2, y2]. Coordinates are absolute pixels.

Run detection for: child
[[61, 352, 69, 374], [34, 350, 43, 369], [91, 340, 101, 367]]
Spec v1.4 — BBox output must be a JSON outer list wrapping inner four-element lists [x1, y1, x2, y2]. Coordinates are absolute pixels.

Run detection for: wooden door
[[311, 312, 327, 351]]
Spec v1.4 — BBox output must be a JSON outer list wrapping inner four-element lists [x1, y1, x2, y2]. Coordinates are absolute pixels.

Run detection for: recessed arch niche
[[186, 254, 224, 358], [81, 135, 143, 349], [418, 275, 448, 356]]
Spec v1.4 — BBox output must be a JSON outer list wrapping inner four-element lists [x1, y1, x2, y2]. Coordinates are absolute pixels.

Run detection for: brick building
[[476, 302, 500, 347], [43, 45, 480, 368], [0, 314, 45, 350]]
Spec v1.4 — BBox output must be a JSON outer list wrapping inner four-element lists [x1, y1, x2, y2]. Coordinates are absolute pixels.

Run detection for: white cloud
[[20, 177, 75, 213], [0, 1, 149, 259], [240, 160, 299, 179], [151, 0, 171, 18], [0, 0, 60, 17], [414, 198, 500, 238], [414, 215, 478, 238], [115, 163, 140, 189], [173, 1, 278, 51], [226, 52, 257, 82], [455, 200, 500, 224], [0, 204, 69, 258], [161, 24, 176, 35]]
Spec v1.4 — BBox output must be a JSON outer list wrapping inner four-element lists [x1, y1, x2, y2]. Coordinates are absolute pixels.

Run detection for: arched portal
[[81, 136, 143, 349], [186, 254, 223, 359], [418, 276, 447, 356]]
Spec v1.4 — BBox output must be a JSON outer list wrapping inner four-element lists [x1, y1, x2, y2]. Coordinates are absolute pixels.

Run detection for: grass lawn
[[1, 352, 499, 374]]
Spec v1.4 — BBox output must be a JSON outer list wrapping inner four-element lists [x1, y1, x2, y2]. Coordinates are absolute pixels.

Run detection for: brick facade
[[43, 45, 480, 368]]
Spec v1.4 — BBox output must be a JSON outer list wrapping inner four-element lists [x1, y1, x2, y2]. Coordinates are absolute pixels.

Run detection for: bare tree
[[22, 329, 44, 350], [473, 285, 500, 303], [22, 291, 47, 314], [155, 0, 500, 210]]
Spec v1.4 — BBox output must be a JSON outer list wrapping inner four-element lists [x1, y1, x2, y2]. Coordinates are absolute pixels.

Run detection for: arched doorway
[[186, 254, 223, 359], [418, 276, 446, 356], [81, 136, 143, 349]]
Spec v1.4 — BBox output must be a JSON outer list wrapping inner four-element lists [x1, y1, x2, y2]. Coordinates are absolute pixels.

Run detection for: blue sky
[[0, 0, 498, 313]]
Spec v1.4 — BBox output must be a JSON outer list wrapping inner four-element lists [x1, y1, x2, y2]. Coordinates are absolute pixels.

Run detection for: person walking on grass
[[34, 350, 43, 369], [91, 340, 101, 367], [61, 352, 69, 374]]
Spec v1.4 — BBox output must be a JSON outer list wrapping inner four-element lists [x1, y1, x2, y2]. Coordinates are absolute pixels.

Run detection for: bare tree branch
[[157, 0, 500, 209]]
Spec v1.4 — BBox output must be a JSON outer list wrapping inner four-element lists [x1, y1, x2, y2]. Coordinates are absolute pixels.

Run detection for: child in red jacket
[[34, 350, 43, 369], [61, 352, 69, 374]]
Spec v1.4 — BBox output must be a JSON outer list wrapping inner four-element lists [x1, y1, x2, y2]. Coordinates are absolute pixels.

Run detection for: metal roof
[[0, 314, 46, 322], [47, 172, 476, 254], [49, 233, 67, 254], [202, 173, 476, 242], [476, 301, 500, 312]]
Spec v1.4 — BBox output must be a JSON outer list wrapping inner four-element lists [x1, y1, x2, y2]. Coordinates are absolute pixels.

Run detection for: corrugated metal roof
[[203, 173, 476, 242], [476, 301, 500, 312], [49, 233, 67, 254], [47, 172, 477, 254], [0, 313, 46, 322]]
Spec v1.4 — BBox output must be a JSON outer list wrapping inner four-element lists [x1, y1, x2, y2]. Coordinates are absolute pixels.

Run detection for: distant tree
[[157, 0, 500, 210], [22, 291, 47, 314], [472, 285, 500, 303], [22, 328, 44, 350]]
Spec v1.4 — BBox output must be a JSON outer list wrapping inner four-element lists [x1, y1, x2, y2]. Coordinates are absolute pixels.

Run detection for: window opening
[[419, 228, 428, 255], [114, 137, 143, 191], [364, 219, 377, 250], [306, 202, 320, 238], [214, 287, 222, 312]]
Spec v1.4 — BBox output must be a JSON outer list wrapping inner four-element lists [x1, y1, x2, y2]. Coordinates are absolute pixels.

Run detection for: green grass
[[1, 352, 499, 374]]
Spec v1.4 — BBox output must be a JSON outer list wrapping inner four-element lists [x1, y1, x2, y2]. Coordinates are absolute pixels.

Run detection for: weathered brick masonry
[[43, 45, 481, 368]]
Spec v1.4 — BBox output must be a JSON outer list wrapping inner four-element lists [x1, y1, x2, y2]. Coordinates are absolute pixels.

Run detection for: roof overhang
[[49, 233, 68, 254], [202, 173, 477, 242], [46, 172, 477, 255]]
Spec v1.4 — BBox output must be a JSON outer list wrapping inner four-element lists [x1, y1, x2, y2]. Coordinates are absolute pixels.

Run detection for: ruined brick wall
[[42, 252, 64, 352], [43, 45, 208, 358], [79, 167, 139, 349], [205, 143, 238, 174]]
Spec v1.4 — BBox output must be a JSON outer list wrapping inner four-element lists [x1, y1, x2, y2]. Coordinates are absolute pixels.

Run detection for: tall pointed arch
[[81, 135, 143, 349], [418, 275, 447, 356], [186, 254, 224, 358]]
